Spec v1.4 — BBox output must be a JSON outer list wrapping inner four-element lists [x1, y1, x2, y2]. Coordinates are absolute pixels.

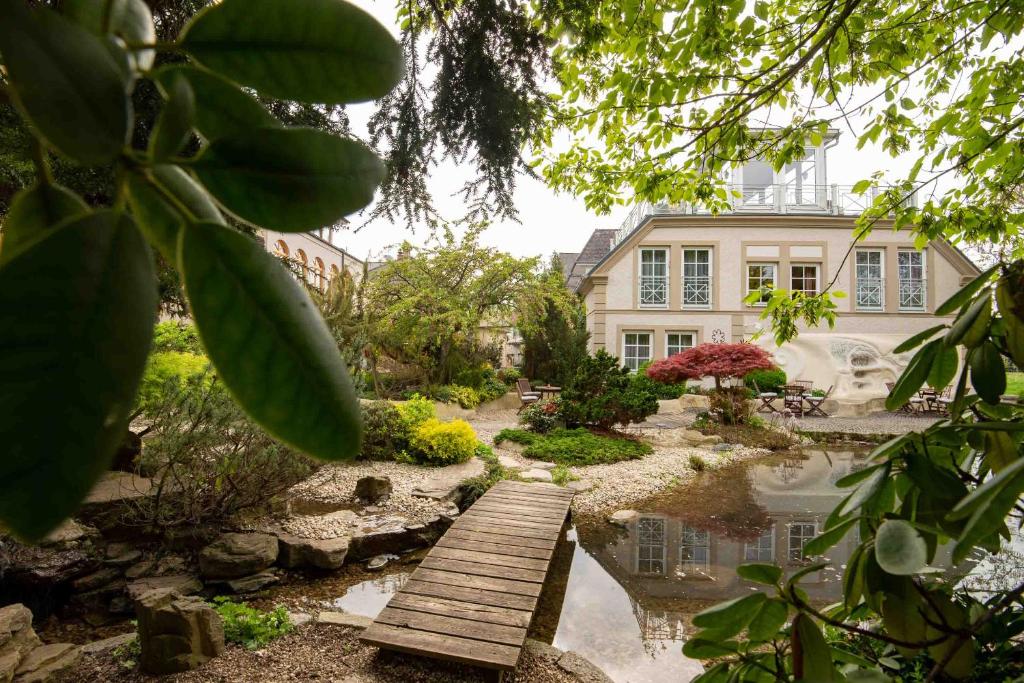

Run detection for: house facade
[[263, 225, 364, 293], [568, 136, 980, 401]]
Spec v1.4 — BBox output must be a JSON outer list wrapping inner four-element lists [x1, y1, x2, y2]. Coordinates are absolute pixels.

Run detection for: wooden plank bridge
[[361, 479, 575, 675]]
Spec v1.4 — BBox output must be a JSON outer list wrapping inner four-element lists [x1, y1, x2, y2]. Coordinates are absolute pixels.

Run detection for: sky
[[333, 1, 921, 263]]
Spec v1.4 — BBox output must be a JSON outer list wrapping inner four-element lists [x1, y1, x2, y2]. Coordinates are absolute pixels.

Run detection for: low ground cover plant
[[212, 598, 293, 650], [495, 427, 651, 465], [460, 444, 515, 505]]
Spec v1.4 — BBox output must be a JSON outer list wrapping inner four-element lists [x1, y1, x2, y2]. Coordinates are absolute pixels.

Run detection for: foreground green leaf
[[874, 519, 928, 575], [64, 0, 156, 71], [0, 211, 156, 541], [0, 182, 88, 265], [969, 341, 1006, 404], [180, 0, 404, 104], [934, 265, 997, 316], [127, 165, 224, 262], [150, 74, 196, 160], [179, 221, 362, 460], [692, 593, 766, 638], [736, 563, 782, 585], [190, 127, 385, 231], [793, 614, 836, 681], [0, 0, 130, 164], [885, 340, 939, 411]]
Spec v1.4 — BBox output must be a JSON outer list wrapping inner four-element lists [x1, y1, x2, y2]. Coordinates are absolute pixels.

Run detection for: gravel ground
[[60, 624, 578, 683], [792, 411, 940, 435]]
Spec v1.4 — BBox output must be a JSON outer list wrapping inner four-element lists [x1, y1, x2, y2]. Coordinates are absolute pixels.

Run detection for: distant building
[[263, 225, 364, 292]]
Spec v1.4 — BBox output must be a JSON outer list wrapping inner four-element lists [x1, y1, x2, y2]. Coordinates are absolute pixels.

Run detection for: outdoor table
[[918, 388, 939, 412], [535, 385, 562, 398], [781, 385, 807, 416]]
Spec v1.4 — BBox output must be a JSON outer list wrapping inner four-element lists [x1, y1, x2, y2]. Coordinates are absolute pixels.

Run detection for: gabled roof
[[558, 252, 579, 275], [577, 229, 617, 265]]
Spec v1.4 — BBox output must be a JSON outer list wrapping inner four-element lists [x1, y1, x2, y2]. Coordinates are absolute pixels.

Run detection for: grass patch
[[212, 597, 293, 650], [551, 464, 579, 487], [1006, 372, 1024, 396], [460, 444, 516, 506], [495, 428, 651, 465]]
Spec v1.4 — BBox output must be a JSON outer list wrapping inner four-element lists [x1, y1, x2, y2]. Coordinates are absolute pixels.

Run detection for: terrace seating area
[[755, 380, 833, 417], [885, 383, 954, 416]]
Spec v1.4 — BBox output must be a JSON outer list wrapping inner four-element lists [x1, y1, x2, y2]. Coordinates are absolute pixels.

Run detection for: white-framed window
[[855, 250, 884, 310], [746, 263, 777, 305], [743, 526, 775, 562], [682, 248, 712, 308], [790, 263, 819, 295], [637, 517, 666, 574], [666, 332, 696, 357], [638, 248, 668, 307], [680, 525, 710, 571], [739, 159, 775, 205], [898, 249, 926, 311], [623, 332, 652, 372], [782, 150, 820, 206], [788, 521, 818, 562]]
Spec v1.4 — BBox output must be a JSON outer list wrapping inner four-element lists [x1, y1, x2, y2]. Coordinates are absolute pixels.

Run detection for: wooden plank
[[375, 607, 527, 647], [362, 622, 520, 671], [420, 556, 547, 583], [480, 495, 570, 511], [484, 490, 570, 506], [402, 578, 537, 611], [428, 546, 550, 571], [445, 526, 557, 550], [437, 533, 554, 558], [415, 568, 544, 597], [492, 482, 573, 500], [461, 513, 564, 531], [387, 593, 532, 629], [469, 502, 567, 520], [452, 519, 560, 541]]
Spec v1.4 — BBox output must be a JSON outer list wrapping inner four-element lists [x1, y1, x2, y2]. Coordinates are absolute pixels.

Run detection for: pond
[[332, 446, 995, 682]]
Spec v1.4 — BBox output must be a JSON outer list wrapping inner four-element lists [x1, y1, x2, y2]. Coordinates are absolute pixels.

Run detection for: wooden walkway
[[361, 480, 575, 674]]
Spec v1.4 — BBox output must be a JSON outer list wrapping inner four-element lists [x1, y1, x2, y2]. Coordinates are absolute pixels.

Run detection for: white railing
[[638, 276, 668, 306], [855, 277, 885, 310], [682, 275, 712, 307], [899, 278, 927, 311], [612, 184, 917, 246]]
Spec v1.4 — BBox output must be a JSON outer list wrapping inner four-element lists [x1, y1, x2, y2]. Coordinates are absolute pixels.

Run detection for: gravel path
[[792, 412, 940, 435]]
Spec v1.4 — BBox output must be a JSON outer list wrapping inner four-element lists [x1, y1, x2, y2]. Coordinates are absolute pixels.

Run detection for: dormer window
[[737, 148, 826, 211]]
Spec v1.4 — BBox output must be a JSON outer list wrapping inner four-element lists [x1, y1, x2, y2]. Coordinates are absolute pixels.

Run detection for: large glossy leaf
[[180, 0, 404, 104], [190, 127, 385, 231], [996, 277, 1024, 368], [935, 265, 997, 316], [953, 469, 1023, 563], [804, 517, 860, 557], [925, 594, 974, 679], [153, 65, 279, 142], [875, 519, 928, 575], [127, 165, 224, 262], [838, 464, 889, 516], [150, 74, 195, 161], [0, 211, 156, 541], [179, 221, 362, 460], [969, 341, 1006, 404], [882, 592, 926, 656], [692, 593, 766, 638], [64, 0, 156, 71], [927, 344, 959, 390], [885, 340, 940, 411], [0, 182, 88, 265], [746, 598, 787, 641], [945, 294, 991, 347], [736, 563, 782, 585], [793, 614, 836, 681], [892, 324, 946, 354], [0, 1, 130, 164]]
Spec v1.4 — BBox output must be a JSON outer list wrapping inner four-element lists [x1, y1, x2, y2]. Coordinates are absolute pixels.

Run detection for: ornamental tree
[[646, 343, 775, 390]]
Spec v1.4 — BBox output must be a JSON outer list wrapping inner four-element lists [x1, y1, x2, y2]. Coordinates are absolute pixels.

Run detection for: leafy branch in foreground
[[0, 0, 403, 541], [687, 264, 1024, 682]]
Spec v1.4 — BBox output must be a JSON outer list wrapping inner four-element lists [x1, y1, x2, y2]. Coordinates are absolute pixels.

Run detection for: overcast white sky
[[335, 1, 921, 262]]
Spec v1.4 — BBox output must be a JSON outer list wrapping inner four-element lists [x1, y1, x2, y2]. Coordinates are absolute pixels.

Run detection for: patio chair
[[752, 381, 779, 413], [886, 381, 925, 414], [803, 385, 833, 417], [516, 378, 542, 413], [935, 385, 954, 416]]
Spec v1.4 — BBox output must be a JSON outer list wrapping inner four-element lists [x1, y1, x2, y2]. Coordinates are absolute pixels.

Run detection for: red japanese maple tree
[[646, 342, 775, 389]]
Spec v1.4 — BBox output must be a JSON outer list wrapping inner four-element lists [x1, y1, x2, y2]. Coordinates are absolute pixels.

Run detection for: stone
[[608, 510, 639, 527], [677, 394, 711, 410], [0, 604, 41, 670], [522, 639, 562, 665], [557, 651, 614, 683], [642, 428, 721, 448], [78, 473, 155, 530], [110, 430, 142, 473], [1, 653, 18, 683], [198, 533, 278, 579], [411, 458, 485, 502], [713, 443, 735, 452], [3, 545, 100, 590], [353, 476, 392, 504], [153, 555, 187, 576], [530, 461, 557, 470], [519, 469, 553, 482], [104, 544, 142, 568], [222, 572, 280, 594], [80, 633, 136, 655], [71, 567, 121, 593], [366, 554, 396, 571], [13, 643, 79, 683], [276, 532, 350, 571], [127, 574, 203, 602], [125, 559, 156, 580], [497, 455, 522, 469], [317, 612, 372, 629], [136, 591, 224, 674], [499, 441, 527, 454], [287, 612, 313, 628], [566, 480, 594, 493], [40, 520, 98, 548]]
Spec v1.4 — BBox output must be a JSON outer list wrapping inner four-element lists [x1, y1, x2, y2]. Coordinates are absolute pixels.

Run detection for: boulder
[[566, 480, 594, 493], [0, 604, 41, 669], [198, 533, 278, 579], [3, 545, 99, 590], [677, 394, 711, 410], [608, 510, 639, 527], [104, 544, 142, 568], [287, 612, 313, 628], [1, 653, 18, 683], [519, 469, 553, 483], [39, 520, 98, 548], [13, 643, 79, 683], [80, 633, 136, 655], [641, 428, 720, 448], [127, 575, 202, 602], [366, 555, 395, 571], [136, 590, 224, 674], [557, 651, 613, 683], [110, 430, 142, 473], [529, 461, 557, 471], [70, 567, 121, 593], [353, 476, 392, 504], [221, 572, 279, 594], [275, 533, 349, 571]]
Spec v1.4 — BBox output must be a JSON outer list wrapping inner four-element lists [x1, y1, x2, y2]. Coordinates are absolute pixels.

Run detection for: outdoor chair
[[886, 381, 924, 414], [516, 378, 541, 413], [935, 386, 954, 416], [782, 385, 806, 417], [803, 385, 833, 417], [752, 381, 779, 413]]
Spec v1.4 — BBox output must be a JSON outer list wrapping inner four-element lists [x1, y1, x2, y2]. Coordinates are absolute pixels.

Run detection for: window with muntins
[[744, 527, 775, 562], [637, 517, 666, 574], [638, 248, 668, 307], [790, 264, 819, 295], [855, 250, 884, 310], [623, 332, 652, 372], [666, 332, 695, 357], [680, 526, 710, 571], [898, 250, 926, 310], [788, 522, 817, 562], [682, 248, 712, 307], [747, 263, 777, 304]]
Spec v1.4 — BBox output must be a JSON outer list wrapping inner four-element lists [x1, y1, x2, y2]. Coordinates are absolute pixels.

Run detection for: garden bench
[[515, 378, 541, 412]]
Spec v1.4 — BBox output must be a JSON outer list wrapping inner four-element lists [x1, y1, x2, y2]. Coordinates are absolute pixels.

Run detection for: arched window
[[274, 240, 289, 257], [295, 249, 308, 283], [329, 264, 340, 283], [314, 257, 326, 291]]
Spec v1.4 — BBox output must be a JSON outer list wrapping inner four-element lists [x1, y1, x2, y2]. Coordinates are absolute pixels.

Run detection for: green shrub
[[634, 362, 687, 399], [360, 401, 410, 460], [136, 351, 210, 416], [435, 384, 481, 408], [496, 367, 522, 384], [559, 350, 659, 428], [744, 367, 787, 394], [152, 321, 203, 354], [497, 427, 651, 465], [519, 398, 561, 433], [688, 454, 709, 471], [408, 418, 478, 465], [551, 464, 578, 487], [453, 365, 488, 389], [460, 444, 514, 505], [477, 375, 510, 403], [395, 393, 435, 429], [212, 598, 293, 650]]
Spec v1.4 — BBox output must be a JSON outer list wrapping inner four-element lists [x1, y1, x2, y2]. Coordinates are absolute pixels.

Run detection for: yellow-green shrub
[[395, 393, 436, 429], [408, 418, 477, 465], [136, 351, 209, 415]]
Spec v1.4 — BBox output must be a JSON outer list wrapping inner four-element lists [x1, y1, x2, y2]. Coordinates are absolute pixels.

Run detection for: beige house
[[264, 225, 364, 293], [568, 135, 980, 402]]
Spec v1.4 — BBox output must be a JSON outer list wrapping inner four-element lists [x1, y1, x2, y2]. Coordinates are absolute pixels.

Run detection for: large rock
[[557, 651, 613, 683], [136, 589, 224, 674], [642, 428, 721, 448], [13, 643, 79, 683], [219, 572, 280, 594], [519, 469, 553, 482], [0, 604, 41, 672], [39, 520, 98, 548], [353, 476, 392, 504], [276, 533, 349, 571], [198, 533, 277, 579], [608, 510, 639, 527], [70, 567, 121, 593], [127, 575, 202, 602], [677, 394, 711, 410]]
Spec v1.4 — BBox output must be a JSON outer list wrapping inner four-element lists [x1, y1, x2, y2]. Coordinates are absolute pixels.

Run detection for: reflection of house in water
[[581, 450, 870, 642]]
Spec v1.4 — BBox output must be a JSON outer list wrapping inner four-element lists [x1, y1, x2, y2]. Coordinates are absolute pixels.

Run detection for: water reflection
[[331, 571, 411, 616]]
